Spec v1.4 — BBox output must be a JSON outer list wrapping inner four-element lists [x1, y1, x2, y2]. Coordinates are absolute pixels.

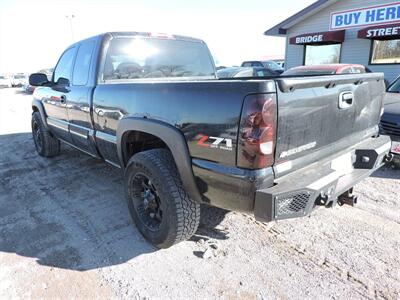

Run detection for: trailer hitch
[[338, 188, 358, 207]]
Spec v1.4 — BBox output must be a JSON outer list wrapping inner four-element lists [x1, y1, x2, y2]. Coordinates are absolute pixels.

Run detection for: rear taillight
[[237, 94, 277, 169]]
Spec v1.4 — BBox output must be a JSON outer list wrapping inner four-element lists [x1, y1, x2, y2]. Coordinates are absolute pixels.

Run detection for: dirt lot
[[0, 87, 399, 299]]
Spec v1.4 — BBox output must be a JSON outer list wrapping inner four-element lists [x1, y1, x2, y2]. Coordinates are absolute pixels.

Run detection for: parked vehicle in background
[[380, 75, 400, 165], [10, 73, 27, 87], [273, 60, 285, 68], [22, 83, 36, 93], [217, 66, 280, 78], [215, 66, 227, 70], [0, 75, 12, 88], [216, 67, 238, 78], [38, 68, 54, 81], [29, 31, 390, 248], [241, 60, 284, 74], [283, 64, 371, 76]]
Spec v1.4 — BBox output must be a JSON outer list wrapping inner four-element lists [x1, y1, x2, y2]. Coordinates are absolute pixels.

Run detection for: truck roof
[[69, 31, 205, 48], [109, 32, 204, 42]]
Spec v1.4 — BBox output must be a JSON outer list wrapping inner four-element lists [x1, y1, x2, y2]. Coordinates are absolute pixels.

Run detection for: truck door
[[66, 39, 99, 156], [43, 47, 76, 143]]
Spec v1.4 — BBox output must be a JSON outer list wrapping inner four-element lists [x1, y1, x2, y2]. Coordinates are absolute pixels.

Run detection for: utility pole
[[65, 14, 75, 42]]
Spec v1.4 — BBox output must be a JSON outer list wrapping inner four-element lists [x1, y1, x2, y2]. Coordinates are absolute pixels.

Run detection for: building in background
[[265, 0, 400, 82]]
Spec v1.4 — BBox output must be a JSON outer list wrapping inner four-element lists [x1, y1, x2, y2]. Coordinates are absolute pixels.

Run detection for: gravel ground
[[0, 87, 399, 299]]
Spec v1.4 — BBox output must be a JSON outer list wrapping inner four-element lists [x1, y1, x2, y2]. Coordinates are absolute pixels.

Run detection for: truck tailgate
[[274, 73, 385, 175]]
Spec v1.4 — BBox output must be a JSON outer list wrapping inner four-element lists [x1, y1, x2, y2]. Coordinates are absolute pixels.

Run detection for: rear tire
[[31, 112, 60, 157], [125, 149, 200, 248]]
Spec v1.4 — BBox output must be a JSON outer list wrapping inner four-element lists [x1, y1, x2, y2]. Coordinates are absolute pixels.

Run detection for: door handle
[[60, 95, 67, 104], [339, 92, 354, 109]]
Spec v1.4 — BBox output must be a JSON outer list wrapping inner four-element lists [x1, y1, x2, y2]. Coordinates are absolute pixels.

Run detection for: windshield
[[388, 77, 400, 93], [0, 76, 5, 79], [14, 75, 25, 79], [103, 37, 216, 81]]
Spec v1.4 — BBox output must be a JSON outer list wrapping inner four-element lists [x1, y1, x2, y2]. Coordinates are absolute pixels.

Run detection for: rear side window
[[54, 47, 76, 83], [388, 77, 400, 93], [103, 37, 215, 81], [73, 41, 95, 86], [340, 68, 352, 74]]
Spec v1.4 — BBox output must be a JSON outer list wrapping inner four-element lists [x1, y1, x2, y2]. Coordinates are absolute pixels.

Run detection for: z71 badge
[[197, 134, 233, 151]]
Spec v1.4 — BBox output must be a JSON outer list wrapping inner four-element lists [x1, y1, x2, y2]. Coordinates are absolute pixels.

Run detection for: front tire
[[31, 112, 60, 157], [125, 149, 200, 248]]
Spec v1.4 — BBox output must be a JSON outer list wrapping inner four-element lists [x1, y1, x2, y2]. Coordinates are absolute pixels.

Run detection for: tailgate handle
[[339, 92, 354, 109]]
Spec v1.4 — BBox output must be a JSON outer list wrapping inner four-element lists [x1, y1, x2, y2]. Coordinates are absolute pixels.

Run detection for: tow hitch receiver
[[338, 188, 358, 207], [384, 153, 394, 164]]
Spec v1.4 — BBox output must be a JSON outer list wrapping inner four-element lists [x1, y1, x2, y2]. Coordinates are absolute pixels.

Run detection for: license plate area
[[331, 152, 354, 175]]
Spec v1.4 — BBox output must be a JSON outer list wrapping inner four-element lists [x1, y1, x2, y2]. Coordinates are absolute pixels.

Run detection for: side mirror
[[29, 73, 49, 86], [57, 77, 70, 86]]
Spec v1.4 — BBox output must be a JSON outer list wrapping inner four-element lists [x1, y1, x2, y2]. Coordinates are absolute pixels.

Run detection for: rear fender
[[117, 117, 203, 203]]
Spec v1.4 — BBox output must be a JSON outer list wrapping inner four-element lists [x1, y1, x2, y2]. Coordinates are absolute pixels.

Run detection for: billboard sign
[[330, 2, 400, 30]]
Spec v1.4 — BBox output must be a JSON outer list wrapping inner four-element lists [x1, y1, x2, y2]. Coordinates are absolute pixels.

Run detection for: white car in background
[[0, 75, 12, 88], [10, 74, 27, 87]]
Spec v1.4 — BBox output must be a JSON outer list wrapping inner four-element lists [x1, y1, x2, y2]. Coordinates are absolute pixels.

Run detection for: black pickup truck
[[30, 32, 391, 248]]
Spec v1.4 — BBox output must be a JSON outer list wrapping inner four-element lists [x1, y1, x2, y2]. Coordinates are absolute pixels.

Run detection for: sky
[[0, 0, 315, 74]]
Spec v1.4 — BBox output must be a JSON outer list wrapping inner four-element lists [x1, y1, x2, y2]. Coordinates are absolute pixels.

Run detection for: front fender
[[116, 117, 202, 203], [32, 99, 48, 129]]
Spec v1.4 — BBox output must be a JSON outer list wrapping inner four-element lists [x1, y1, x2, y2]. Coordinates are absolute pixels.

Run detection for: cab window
[[73, 41, 95, 86], [103, 37, 215, 81], [53, 47, 76, 83]]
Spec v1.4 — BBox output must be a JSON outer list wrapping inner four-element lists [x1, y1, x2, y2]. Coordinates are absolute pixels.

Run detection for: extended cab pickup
[[30, 32, 391, 248]]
